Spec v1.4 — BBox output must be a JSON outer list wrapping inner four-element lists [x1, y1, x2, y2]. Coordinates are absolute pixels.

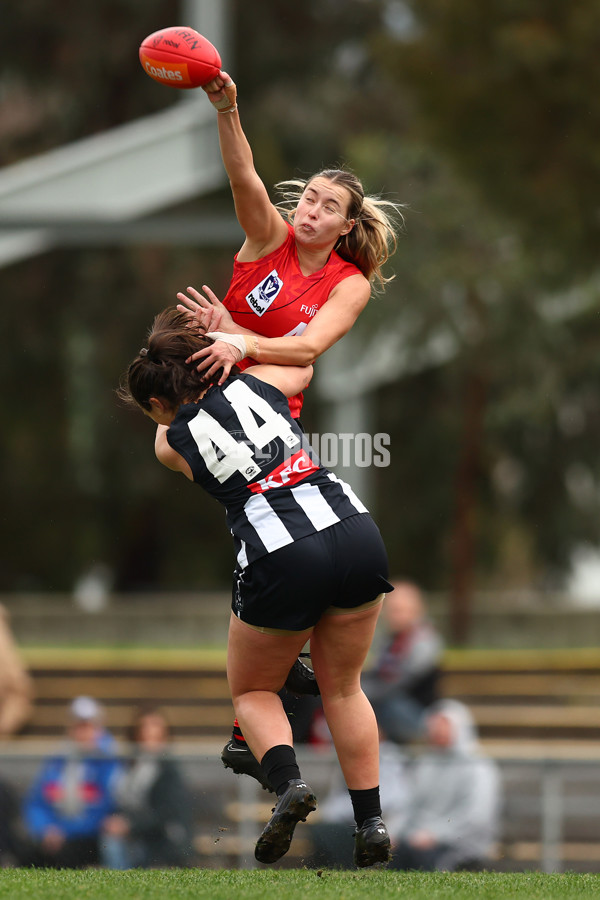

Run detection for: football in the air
[[139, 26, 222, 89]]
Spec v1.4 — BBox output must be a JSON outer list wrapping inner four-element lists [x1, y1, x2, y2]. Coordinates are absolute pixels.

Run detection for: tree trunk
[[449, 368, 487, 644]]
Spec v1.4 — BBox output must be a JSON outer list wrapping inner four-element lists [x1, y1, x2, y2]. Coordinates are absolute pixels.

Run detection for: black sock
[[261, 744, 301, 796], [348, 786, 382, 828], [231, 718, 246, 748]]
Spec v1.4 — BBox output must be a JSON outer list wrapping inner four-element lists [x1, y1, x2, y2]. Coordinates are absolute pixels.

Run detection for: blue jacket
[[24, 752, 121, 840]]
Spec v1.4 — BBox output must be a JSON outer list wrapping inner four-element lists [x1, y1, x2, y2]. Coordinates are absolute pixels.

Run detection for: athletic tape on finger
[[212, 81, 237, 112]]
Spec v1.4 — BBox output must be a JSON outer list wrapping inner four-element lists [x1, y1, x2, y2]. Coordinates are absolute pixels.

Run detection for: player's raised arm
[[201, 72, 288, 259]]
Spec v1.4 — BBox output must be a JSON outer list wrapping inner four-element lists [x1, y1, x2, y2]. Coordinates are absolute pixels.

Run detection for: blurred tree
[[349, 138, 559, 638], [378, 0, 600, 286], [0, 0, 178, 162], [356, 1, 600, 637], [0, 242, 237, 591]]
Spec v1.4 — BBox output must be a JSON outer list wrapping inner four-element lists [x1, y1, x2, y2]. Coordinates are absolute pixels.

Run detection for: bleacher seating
[[440, 648, 600, 754], [19, 651, 233, 740], [12, 647, 600, 751]]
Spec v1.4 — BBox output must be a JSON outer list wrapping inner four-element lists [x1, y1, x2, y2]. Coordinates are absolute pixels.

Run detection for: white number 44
[[187, 380, 299, 483]]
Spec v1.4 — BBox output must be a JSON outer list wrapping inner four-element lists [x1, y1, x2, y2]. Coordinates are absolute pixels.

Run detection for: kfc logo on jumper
[[246, 270, 283, 317], [248, 449, 318, 493]]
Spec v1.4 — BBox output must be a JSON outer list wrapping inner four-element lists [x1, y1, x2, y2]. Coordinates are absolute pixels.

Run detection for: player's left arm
[[284, 274, 371, 362], [154, 426, 193, 480], [188, 273, 371, 381], [245, 364, 313, 398]]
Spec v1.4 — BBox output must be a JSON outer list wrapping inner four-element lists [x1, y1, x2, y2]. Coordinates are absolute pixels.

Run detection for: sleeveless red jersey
[[223, 222, 362, 417]]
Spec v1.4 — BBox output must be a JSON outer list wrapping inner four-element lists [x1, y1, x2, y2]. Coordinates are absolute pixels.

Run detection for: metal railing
[[2, 748, 600, 872]]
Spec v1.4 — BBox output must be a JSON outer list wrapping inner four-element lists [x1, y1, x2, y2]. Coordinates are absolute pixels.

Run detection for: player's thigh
[[310, 601, 383, 697], [227, 612, 312, 698]]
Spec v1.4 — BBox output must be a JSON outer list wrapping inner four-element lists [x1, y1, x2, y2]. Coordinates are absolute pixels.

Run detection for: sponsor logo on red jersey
[[248, 448, 318, 493], [246, 269, 283, 317]]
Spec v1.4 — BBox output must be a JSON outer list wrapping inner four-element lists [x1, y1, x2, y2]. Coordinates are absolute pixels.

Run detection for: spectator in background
[[21, 696, 121, 868], [388, 699, 501, 872], [361, 580, 443, 745], [69, 696, 116, 754], [101, 705, 195, 869], [0, 603, 34, 738]]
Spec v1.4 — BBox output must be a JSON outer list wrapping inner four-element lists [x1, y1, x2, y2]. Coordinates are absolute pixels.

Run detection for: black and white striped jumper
[[165, 372, 368, 570]]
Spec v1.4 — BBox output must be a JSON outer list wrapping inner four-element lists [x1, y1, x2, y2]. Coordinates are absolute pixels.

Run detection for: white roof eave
[[0, 101, 224, 223]]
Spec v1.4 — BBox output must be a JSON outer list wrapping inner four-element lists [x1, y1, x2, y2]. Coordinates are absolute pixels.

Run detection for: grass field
[[2, 870, 600, 900]]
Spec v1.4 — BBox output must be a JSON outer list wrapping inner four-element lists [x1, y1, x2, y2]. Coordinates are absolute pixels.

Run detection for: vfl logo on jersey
[[246, 269, 283, 317], [248, 449, 319, 493]]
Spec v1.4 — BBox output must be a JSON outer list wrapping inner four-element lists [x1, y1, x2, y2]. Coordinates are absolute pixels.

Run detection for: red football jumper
[[223, 223, 362, 418]]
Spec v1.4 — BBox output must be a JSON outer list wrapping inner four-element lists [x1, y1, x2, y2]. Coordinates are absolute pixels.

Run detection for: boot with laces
[[255, 778, 317, 864]]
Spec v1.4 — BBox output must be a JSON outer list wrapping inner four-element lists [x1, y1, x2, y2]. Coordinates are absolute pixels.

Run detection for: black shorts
[[231, 513, 393, 632]]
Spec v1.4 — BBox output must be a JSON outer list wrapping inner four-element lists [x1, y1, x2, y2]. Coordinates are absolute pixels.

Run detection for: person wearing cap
[[69, 696, 116, 754], [20, 696, 122, 868]]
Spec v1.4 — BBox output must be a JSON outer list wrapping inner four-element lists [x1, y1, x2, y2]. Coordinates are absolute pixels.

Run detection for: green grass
[[2, 870, 600, 900]]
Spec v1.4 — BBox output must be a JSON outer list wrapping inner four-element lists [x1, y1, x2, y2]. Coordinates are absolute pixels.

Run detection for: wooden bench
[[18, 649, 233, 740], [13, 647, 600, 747], [439, 648, 600, 744]]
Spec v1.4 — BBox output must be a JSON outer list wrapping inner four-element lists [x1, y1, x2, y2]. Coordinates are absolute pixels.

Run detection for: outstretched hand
[[177, 285, 244, 383], [176, 284, 234, 334]]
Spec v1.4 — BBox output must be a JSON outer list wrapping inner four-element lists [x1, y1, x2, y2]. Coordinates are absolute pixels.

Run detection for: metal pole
[[181, 0, 232, 80], [540, 762, 563, 873], [237, 774, 259, 870]]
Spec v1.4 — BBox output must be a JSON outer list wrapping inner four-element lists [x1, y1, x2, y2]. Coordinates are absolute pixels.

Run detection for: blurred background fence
[[4, 745, 600, 873]]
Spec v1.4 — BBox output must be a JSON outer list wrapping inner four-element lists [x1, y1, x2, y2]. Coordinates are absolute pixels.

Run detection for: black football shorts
[[231, 513, 393, 632]]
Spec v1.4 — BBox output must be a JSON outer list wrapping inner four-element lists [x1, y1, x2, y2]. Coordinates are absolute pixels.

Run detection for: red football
[[139, 26, 222, 89]]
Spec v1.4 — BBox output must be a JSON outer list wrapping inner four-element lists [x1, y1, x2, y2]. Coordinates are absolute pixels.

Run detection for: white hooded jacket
[[388, 699, 502, 869]]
